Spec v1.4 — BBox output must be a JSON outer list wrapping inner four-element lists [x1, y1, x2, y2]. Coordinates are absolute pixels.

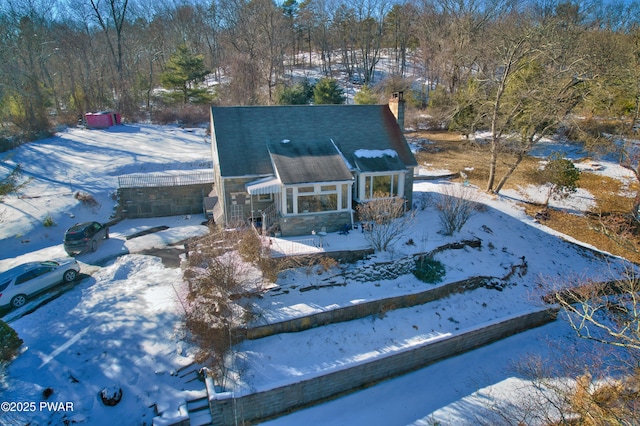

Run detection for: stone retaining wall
[[245, 275, 493, 340], [210, 308, 558, 425], [118, 184, 212, 219]]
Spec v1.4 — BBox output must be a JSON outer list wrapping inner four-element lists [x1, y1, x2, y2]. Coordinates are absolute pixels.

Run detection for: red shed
[[84, 111, 121, 128]]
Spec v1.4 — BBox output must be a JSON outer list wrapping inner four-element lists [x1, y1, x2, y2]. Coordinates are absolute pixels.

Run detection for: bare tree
[[435, 184, 479, 236], [479, 344, 638, 426], [357, 196, 414, 251], [579, 27, 640, 220], [298, 0, 335, 75], [218, 0, 288, 104], [547, 268, 640, 352], [182, 225, 276, 384], [0, 1, 60, 135], [183, 227, 250, 382], [384, 3, 417, 78], [490, 267, 640, 425], [471, 13, 587, 194], [87, 0, 133, 115]]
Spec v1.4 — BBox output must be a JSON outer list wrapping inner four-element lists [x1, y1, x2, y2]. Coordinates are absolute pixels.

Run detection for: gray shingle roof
[[267, 139, 352, 184], [210, 104, 417, 179]]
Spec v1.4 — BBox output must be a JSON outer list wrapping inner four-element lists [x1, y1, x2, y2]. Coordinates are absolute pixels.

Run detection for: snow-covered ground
[[0, 124, 635, 425]]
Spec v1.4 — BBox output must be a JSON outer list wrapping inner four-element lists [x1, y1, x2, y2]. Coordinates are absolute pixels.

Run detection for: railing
[[269, 237, 322, 257], [118, 170, 214, 188], [261, 204, 278, 234]]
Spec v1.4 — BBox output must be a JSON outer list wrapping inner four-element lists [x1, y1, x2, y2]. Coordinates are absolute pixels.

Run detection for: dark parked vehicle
[[0, 260, 80, 308], [64, 221, 109, 255]]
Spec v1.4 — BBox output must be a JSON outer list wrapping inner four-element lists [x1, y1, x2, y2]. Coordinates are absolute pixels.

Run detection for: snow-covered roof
[[354, 149, 398, 158]]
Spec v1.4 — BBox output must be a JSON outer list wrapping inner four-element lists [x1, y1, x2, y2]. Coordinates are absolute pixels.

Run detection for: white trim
[[281, 181, 352, 216], [357, 171, 405, 201], [246, 176, 282, 195]]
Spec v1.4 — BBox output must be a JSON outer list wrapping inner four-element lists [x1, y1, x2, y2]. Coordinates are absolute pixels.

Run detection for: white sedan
[[0, 260, 80, 309]]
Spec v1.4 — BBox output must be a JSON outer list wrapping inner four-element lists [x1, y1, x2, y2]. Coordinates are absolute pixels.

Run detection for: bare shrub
[[500, 267, 640, 425], [183, 226, 279, 382], [487, 343, 640, 426], [435, 184, 479, 236], [318, 256, 338, 272], [591, 212, 640, 253], [152, 104, 210, 126], [238, 228, 262, 262], [238, 227, 284, 285], [357, 196, 415, 252], [413, 192, 430, 210], [153, 108, 180, 125], [258, 256, 280, 283], [174, 105, 210, 126], [74, 191, 99, 208], [183, 227, 252, 382]]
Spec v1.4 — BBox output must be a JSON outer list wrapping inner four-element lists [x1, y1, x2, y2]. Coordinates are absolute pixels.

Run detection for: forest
[[0, 0, 639, 147]]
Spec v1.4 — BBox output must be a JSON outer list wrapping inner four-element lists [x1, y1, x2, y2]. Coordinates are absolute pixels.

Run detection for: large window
[[282, 183, 351, 215], [360, 173, 403, 200]]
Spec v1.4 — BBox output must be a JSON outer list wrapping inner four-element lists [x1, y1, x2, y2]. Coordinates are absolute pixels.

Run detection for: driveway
[[1, 217, 209, 322]]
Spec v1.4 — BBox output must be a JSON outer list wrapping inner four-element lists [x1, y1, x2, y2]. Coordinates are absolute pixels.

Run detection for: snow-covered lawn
[[0, 124, 635, 425], [4, 255, 198, 425], [0, 124, 211, 260], [225, 180, 623, 397]]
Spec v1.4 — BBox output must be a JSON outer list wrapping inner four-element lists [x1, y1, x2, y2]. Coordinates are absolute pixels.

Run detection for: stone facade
[[404, 169, 415, 203], [279, 211, 352, 237], [220, 177, 275, 224]]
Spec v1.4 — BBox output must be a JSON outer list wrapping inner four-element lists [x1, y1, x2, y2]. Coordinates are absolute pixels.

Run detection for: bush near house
[[357, 196, 415, 252], [413, 256, 446, 284]]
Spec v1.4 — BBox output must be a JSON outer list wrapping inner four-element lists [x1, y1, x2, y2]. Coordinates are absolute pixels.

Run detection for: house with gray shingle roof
[[208, 93, 417, 237]]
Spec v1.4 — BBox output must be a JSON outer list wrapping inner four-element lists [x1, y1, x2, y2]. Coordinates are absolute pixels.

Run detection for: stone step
[[186, 395, 209, 412], [187, 394, 212, 426]]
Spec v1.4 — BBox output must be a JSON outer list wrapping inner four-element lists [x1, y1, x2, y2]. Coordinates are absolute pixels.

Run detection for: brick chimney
[[389, 91, 405, 132]]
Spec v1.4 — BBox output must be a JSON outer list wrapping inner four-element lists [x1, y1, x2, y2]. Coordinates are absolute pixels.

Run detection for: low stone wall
[[271, 248, 374, 267], [118, 183, 212, 219], [209, 309, 558, 425], [279, 211, 352, 236], [245, 276, 492, 340]]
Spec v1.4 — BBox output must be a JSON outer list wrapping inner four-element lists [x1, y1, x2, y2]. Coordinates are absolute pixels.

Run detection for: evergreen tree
[[538, 152, 581, 207], [160, 45, 212, 104], [354, 85, 378, 105], [313, 78, 345, 104], [276, 80, 313, 105]]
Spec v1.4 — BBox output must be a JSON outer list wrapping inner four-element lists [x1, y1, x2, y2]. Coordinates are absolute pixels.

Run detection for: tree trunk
[[633, 192, 640, 220], [486, 141, 498, 192], [494, 151, 525, 194], [629, 166, 640, 220]]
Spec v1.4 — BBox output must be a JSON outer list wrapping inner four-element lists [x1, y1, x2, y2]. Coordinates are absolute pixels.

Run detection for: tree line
[[0, 0, 638, 144]]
